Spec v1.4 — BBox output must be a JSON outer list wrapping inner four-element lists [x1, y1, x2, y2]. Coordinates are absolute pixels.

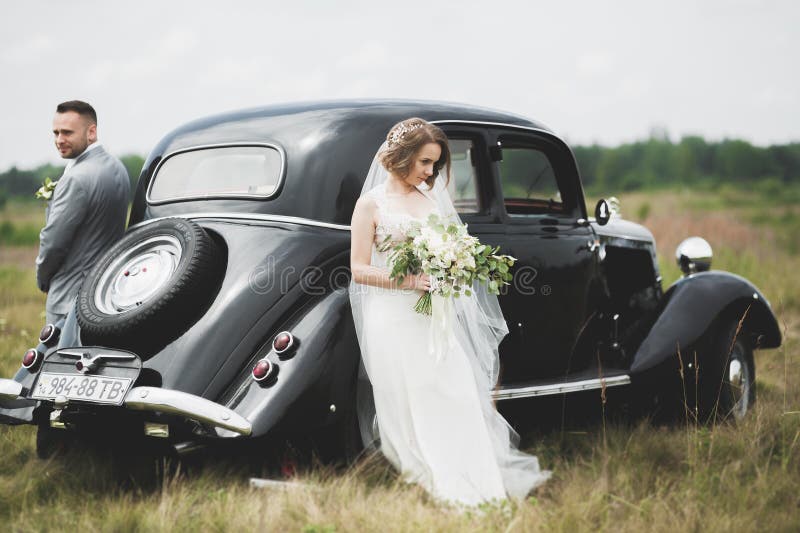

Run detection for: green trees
[[0, 155, 143, 202], [573, 136, 799, 194]]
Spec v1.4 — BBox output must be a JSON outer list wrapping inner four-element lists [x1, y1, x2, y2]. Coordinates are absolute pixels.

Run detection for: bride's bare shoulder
[[354, 194, 378, 212], [351, 194, 379, 229]]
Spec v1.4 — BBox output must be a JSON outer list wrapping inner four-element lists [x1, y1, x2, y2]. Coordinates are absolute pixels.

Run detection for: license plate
[[31, 373, 132, 405]]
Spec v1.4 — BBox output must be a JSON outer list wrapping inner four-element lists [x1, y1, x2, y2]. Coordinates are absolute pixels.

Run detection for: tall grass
[[0, 190, 798, 531]]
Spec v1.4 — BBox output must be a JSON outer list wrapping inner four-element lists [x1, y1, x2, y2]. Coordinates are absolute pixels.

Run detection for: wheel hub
[[94, 236, 183, 314], [727, 343, 751, 420]]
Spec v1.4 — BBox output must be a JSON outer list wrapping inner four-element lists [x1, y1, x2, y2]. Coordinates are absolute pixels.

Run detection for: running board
[[493, 374, 631, 401]]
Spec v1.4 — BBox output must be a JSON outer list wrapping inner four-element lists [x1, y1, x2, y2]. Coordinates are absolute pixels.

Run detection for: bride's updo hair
[[380, 118, 451, 188]]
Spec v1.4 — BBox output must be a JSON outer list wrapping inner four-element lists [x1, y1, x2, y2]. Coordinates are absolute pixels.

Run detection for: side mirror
[[594, 199, 611, 226], [676, 237, 712, 275]]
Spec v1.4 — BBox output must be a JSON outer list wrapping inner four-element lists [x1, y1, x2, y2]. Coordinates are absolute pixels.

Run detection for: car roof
[[132, 100, 557, 226]]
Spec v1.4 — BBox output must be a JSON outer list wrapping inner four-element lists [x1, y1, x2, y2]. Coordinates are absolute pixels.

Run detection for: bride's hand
[[400, 273, 431, 292]]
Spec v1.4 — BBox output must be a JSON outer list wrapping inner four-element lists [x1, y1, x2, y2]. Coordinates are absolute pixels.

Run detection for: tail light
[[39, 324, 60, 346], [252, 359, 275, 382], [22, 348, 41, 370], [273, 331, 297, 355]]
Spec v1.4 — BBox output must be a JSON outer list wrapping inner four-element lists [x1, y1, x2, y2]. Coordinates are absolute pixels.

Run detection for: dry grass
[[612, 189, 800, 311], [0, 190, 798, 531]]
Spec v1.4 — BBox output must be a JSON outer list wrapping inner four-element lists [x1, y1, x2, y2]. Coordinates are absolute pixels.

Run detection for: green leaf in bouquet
[[377, 235, 393, 252]]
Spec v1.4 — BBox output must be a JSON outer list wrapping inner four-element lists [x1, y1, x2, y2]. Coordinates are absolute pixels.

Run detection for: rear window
[[148, 145, 283, 203]]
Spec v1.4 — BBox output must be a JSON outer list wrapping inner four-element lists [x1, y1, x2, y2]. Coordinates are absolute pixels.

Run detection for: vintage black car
[[0, 100, 783, 459]]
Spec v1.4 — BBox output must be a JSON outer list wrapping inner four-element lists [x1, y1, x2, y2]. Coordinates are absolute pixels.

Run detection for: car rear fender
[[216, 288, 359, 438], [0, 367, 36, 424], [0, 315, 75, 425], [630, 271, 781, 376]]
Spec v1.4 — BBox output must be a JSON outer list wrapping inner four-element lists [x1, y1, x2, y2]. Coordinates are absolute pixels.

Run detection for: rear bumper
[[0, 378, 23, 401], [0, 378, 252, 436]]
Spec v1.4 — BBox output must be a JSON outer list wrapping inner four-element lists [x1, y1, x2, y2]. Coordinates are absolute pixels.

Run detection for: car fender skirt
[[124, 386, 252, 436], [630, 271, 781, 375]]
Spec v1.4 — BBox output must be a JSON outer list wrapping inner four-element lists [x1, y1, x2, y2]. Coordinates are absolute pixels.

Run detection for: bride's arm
[[350, 196, 429, 290]]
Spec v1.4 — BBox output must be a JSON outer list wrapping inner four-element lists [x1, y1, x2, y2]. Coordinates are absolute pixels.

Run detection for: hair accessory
[[388, 122, 424, 147]]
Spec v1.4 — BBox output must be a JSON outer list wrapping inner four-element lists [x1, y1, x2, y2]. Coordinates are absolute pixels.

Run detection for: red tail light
[[39, 324, 60, 345], [273, 332, 295, 354], [252, 359, 273, 382], [22, 348, 41, 369]]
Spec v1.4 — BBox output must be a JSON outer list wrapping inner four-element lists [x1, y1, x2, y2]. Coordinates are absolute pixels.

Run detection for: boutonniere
[[35, 177, 58, 201]]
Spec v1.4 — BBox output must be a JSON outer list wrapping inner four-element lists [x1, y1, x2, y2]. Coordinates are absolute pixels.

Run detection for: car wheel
[[77, 218, 224, 355], [700, 317, 756, 423]]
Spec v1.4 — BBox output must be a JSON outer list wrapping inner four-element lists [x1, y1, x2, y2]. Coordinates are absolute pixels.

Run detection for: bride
[[349, 118, 550, 506]]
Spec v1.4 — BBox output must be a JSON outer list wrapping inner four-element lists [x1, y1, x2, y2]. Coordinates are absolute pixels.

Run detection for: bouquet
[[378, 213, 515, 315], [35, 177, 57, 201]]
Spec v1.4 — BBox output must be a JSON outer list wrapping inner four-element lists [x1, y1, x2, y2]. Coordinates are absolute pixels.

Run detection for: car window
[[148, 145, 283, 203], [498, 146, 565, 215], [446, 138, 481, 214]]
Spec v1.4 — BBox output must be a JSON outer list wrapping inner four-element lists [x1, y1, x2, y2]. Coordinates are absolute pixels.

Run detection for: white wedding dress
[[351, 183, 550, 506]]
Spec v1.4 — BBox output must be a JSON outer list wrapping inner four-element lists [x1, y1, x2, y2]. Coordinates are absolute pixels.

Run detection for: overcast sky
[[1, 0, 797, 170]]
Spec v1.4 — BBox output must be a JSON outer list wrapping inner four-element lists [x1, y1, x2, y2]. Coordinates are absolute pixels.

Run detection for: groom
[[36, 100, 130, 324]]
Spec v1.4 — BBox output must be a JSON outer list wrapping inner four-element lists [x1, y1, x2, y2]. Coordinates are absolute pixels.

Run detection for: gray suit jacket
[[36, 144, 130, 320]]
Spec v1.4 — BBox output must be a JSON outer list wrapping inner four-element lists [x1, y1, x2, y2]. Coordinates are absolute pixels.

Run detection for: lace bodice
[[369, 184, 438, 241]]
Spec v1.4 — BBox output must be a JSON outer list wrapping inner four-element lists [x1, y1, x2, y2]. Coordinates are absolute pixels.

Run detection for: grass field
[[0, 189, 797, 532]]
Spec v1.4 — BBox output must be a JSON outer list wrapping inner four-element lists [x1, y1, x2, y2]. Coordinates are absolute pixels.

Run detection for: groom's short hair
[[56, 100, 98, 126]]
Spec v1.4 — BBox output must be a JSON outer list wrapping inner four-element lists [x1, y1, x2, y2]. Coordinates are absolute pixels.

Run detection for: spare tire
[[77, 218, 225, 355]]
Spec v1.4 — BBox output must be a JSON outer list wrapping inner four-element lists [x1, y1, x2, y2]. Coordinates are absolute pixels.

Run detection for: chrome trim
[[129, 213, 351, 232], [146, 142, 287, 205], [728, 342, 751, 421], [144, 422, 170, 438], [174, 441, 206, 456], [124, 386, 252, 436], [59, 349, 136, 375], [492, 375, 631, 401], [0, 378, 23, 401], [430, 119, 556, 138]]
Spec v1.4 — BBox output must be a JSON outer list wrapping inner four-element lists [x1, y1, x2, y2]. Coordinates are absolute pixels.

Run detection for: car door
[[485, 126, 600, 383]]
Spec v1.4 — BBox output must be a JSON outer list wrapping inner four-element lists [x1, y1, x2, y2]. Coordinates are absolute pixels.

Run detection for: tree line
[[573, 134, 800, 193], [1, 136, 799, 208], [0, 155, 144, 208]]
